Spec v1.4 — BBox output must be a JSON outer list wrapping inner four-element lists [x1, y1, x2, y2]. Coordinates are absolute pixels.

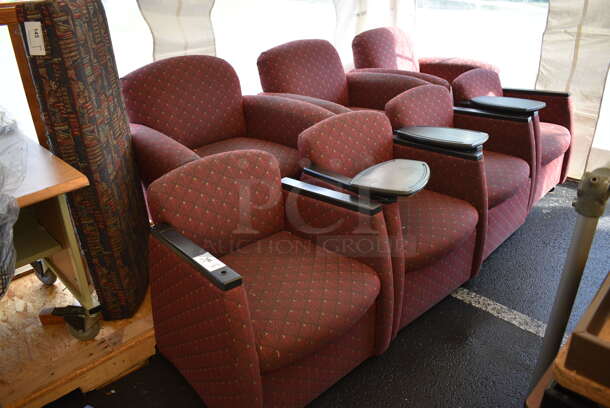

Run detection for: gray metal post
[[530, 168, 610, 390]]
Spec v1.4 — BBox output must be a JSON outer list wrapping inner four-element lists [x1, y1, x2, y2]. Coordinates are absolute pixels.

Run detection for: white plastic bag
[[0, 167, 19, 299], [0, 107, 25, 299]]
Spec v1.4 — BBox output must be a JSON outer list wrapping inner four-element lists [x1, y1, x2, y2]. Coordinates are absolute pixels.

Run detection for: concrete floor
[[47, 181, 609, 408]]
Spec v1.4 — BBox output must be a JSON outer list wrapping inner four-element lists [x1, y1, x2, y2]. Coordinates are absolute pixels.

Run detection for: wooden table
[[3, 135, 97, 313]]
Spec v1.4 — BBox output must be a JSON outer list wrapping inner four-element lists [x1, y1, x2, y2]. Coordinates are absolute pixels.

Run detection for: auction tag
[[193, 252, 226, 272], [24, 21, 46, 56]]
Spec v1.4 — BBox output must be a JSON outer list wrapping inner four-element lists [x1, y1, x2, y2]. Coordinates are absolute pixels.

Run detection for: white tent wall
[[536, 0, 610, 179], [137, 0, 216, 61], [586, 67, 610, 171]]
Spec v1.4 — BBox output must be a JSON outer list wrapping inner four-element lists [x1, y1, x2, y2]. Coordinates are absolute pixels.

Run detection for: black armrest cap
[[471, 95, 546, 114], [281, 177, 382, 215], [395, 126, 488, 150], [151, 224, 242, 291]]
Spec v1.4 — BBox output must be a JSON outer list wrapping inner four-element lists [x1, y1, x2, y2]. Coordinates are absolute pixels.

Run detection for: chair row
[[120, 31, 572, 407]]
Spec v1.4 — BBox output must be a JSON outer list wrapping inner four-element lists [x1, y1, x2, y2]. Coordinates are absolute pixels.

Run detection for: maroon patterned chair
[[452, 68, 572, 203], [121, 55, 334, 187], [386, 85, 535, 259], [256, 39, 430, 120], [351, 26, 498, 85], [298, 110, 482, 331], [147, 149, 396, 407]]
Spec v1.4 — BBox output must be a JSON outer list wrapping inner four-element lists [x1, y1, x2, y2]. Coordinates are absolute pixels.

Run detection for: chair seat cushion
[[540, 122, 571, 165], [194, 137, 300, 178], [484, 151, 530, 208], [221, 231, 380, 373], [398, 190, 478, 271]]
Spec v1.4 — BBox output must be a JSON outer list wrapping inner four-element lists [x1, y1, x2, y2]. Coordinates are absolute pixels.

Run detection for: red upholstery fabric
[[122, 55, 246, 148], [242, 94, 335, 149], [257, 40, 349, 105], [392, 143, 487, 277], [259, 93, 351, 114], [534, 155, 564, 203], [385, 85, 454, 129], [131, 124, 199, 185], [419, 57, 499, 83], [148, 150, 393, 407], [398, 190, 478, 271], [539, 122, 571, 165], [148, 150, 285, 257], [452, 68, 504, 102], [299, 111, 480, 331], [352, 27, 419, 71], [346, 71, 429, 110], [222, 230, 380, 373], [149, 237, 263, 407], [484, 180, 531, 258], [401, 232, 475, 326], [195, 137, 300, 178], [298, 111, 393, 177], [502, 89, 573, 136], [454, 110, 536, 169], [262, 307, 375, 407], [351, 68, 451, 89], [484, 151, 531, 208], [284, 188, 395, 353]]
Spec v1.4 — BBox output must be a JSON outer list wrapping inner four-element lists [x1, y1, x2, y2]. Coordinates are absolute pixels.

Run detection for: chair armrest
[[346, 71, 428, 110], [258, 92, 351, 114], [394, 126, 488, 160], [351, 68, 450, 89], [453, 107, 536, 169], [303, 159, 429, 200], [243, 94, 334, 148], [283, 182, 395, 354], [470, 96, 546, 115], [419, 57, 498, 83], [281, 177, 382, 215], [502, 89, 573, 132], [151, 223, 241, 291], [392, 140, 488, 277], [149, 231, 263, 406], [131, 124, 199, 185]]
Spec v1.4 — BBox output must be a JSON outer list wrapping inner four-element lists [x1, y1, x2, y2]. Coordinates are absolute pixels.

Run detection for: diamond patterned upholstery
[[122, 55, 333, 184], [539, 122, 571, 165], [298, 111, 393, 177], [353, 26, 419, 71], [257, 40, 426, 124], [257, 39, 350, 105], [195, 137, 301, 179], [299, 111, 480, 329], [222, 230, 380, 373], [352, 27, 497, 85], [385, 84, 454, 129], [398, 190, 479, 271], [452, 68, 504, 102], [122, 55, 246, 149], [484, 151, 531, 208], [147, 149, 394, 406]]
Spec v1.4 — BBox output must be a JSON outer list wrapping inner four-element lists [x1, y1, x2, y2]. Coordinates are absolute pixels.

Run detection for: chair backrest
[[147, 150, 285, 257], [352, 27, 419, 72], [299, 111, 394, 178], [452, 68, 504, 102], [121, 55, 246, 149], [385, 85, 454, 129], [257, 40, 349, 106]]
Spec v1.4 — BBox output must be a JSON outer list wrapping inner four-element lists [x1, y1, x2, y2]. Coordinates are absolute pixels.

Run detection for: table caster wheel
[[68, 320, 101, 341], [32, 260, 57, 286]]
